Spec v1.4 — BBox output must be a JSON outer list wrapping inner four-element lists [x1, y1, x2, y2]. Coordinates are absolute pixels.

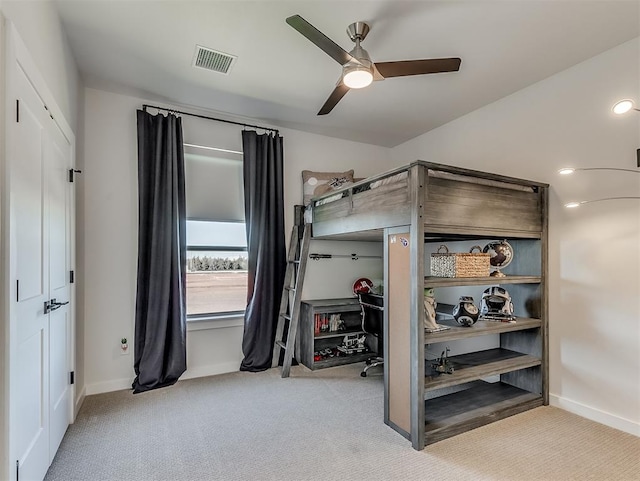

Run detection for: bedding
[[302, 169, 354, 205]]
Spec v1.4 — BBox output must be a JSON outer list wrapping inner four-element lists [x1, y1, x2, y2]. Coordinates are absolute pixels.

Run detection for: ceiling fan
[[286, 14, 462, 115]]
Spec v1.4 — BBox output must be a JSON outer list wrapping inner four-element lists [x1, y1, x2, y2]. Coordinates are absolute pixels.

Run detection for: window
[[184, 146, 246, 318], [186, 220, 247, 317]]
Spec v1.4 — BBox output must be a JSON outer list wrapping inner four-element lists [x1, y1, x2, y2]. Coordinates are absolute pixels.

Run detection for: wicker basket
[[430, 245, 490, 278]]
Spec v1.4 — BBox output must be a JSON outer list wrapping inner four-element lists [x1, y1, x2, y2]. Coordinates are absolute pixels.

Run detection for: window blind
[[184, 151, 244, 222]]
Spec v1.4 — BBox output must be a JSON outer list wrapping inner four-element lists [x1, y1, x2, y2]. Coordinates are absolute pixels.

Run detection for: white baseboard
[[84, 362, 240, 395], [74, 385, 86, 419], [550, 393, 640, 437], [181, 361, 240, 381], [85, 377, 134, 395]]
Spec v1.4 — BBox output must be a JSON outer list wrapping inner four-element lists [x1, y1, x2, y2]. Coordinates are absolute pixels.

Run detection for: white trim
[[0, 13, 8, 481], [550, 393, 640, 437], [181, 361, 240, 381], [85, 361, 241, 395], [74, 386, 86, 419], [85, 378, 134, 396], [187, 314, 244, 331]]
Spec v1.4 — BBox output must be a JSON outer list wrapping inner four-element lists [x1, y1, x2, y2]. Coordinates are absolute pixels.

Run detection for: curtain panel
[[240, 131, 286, 372], [133, 110, 187, 393]]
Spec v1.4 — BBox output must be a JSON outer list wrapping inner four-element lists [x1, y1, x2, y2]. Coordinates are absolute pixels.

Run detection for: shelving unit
[[424, 381, 541, 444], [383, 163, 548, 449], [307, 161, 548, 450], [298, 298, 369, 370]]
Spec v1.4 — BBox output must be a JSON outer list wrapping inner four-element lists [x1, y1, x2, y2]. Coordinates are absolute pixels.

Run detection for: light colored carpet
[[45, 364, 639, 481]]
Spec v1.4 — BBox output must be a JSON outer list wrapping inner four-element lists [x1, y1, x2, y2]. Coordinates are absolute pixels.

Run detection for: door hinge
[[70, 270, 75, 284], [16, 279, 19, 302], [70, 371, 75, 385], [16, 99, 19, 123], [69, 169, 82, 183]]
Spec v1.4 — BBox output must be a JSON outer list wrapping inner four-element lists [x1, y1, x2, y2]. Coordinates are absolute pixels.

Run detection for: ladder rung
[[288, 260, 300, 264], [280, 314, 291, 321], [275, 340, 286, 349], [285, 286, 295, 292]]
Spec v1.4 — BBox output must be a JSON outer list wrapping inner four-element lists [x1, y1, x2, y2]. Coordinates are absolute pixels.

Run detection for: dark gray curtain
[[133, 110, 187, 393], [240, 131, 286, 372]]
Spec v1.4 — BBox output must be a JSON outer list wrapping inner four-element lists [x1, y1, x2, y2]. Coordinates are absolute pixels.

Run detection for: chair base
[[361, 356, 384, 377]]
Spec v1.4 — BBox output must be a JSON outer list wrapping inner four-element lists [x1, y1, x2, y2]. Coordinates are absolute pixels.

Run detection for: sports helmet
[[480, 286, 514, 316]]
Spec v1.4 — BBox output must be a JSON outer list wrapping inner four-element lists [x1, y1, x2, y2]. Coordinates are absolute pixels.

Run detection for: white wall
[[82, 87, 391, 394], [390, 38, 640, 435], [0, 0, 80, 132]]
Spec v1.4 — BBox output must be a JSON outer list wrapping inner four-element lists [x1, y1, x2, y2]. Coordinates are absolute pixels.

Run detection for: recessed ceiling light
[[564, 202, 581, 208], [558, 168, 575, 175], [612, 99, 635, 114]]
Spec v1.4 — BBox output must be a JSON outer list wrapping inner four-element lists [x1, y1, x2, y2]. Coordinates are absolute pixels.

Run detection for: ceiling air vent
[[193, 45, 237, 75]]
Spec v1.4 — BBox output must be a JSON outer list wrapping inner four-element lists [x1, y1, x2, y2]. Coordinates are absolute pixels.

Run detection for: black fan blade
[[375, 58, 461, 78], [286, 15, 355, 66], [318, 82, 350, 115]]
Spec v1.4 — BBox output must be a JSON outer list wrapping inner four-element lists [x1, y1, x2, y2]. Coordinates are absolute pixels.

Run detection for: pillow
[[302, 169, 354, 205]]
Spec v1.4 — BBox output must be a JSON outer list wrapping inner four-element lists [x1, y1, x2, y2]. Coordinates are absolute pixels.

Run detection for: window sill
[[187, 313, 245, 331]]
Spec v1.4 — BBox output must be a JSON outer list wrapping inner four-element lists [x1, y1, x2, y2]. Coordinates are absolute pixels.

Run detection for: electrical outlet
[[120, 337, 129, 355]]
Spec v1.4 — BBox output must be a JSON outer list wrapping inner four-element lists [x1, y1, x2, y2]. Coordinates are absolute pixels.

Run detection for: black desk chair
[[358, 292, 384, 377]]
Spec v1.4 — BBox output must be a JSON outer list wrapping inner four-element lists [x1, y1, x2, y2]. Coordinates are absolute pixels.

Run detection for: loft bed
[[307, 160, 545, 242], [303, 160, 549, 451]]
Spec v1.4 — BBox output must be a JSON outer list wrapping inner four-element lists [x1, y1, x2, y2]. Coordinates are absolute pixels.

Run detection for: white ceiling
[[54, 0, 639, 147]]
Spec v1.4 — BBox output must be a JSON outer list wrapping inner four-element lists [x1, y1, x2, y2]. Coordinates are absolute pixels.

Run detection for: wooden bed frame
[[307, 161, 549, 450]]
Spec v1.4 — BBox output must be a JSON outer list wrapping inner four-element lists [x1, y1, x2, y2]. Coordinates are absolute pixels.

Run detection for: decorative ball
[[453, 296, 479, 327]]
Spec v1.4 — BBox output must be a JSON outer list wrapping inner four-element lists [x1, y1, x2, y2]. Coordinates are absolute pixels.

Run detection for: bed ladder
[[272, 220, 312, 378]]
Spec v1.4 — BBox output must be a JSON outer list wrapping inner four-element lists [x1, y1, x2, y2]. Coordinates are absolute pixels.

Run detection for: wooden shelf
[[425, 348, 541, 392], [424, 381, 543, 445], [300, 297, 360, 310], [425, 317, 541, 343], [424, 275, 541, 288], [312, 352, 371, 370], [300, 299, 367, 370], [314, 329, 364, 340]]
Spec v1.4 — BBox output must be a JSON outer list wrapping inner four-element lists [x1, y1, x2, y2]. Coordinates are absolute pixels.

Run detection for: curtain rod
[[142, 104, 280, 135]]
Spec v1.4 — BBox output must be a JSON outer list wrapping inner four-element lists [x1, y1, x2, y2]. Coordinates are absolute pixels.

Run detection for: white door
[[12, 63, 51, 481], [47, 119, 73, 458], [10, 62, 74, 481]]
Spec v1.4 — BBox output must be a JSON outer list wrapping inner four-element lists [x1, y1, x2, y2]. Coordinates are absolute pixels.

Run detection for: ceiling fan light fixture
[[612, 99, 635, 114], [343, 64, 373, 89]]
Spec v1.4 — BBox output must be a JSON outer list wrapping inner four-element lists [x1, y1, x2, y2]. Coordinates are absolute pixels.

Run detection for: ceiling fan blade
[[286, 15, 355, 66], [318, 82, 350, 115], [374, 58, 461, 78], [372, 64, 385, 81]]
